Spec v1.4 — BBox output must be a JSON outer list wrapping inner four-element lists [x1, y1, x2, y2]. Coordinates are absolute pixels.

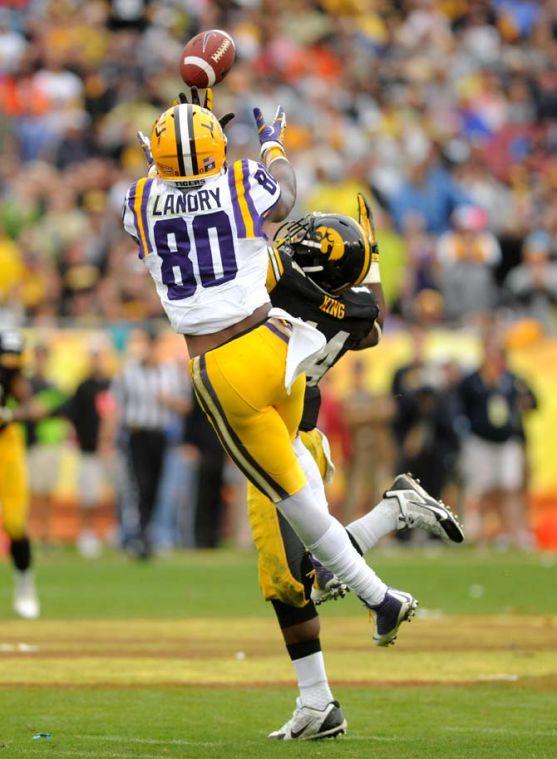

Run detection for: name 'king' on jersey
[[122, 159, 281, 335], [267, 247, 379, 431]]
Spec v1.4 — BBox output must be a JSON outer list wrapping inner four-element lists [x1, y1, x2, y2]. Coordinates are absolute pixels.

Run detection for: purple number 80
[[153, 211, 238, 300]]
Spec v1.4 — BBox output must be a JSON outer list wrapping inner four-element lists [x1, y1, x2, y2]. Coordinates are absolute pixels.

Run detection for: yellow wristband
[[264, 145, 286, 168]]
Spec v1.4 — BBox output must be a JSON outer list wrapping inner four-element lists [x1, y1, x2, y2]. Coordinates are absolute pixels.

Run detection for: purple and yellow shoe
[[365, 587, 418, 647], [308, 556, 350, 606]]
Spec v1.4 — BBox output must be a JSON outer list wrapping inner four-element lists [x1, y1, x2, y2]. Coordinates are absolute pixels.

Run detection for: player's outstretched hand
[[356, 193, 379, 255], [176, 88, 235, 130], [137, 131, 153, 166], [253, 106, 287, 164], [176, 86, 213, 109]]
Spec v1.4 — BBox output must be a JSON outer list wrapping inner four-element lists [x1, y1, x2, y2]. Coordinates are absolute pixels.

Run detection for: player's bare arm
[[266, 159, 296, 221], [353, 281, 384, 350]]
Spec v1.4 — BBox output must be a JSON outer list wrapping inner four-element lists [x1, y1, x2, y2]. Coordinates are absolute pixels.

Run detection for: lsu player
[[254, 198, 464, 739], [0, 330, 40, 619], [124, 98, 420, 737]]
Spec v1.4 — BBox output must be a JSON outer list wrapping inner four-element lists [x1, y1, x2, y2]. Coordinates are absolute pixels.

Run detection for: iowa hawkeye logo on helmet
[[275, 213, 371, 294], [316, 226, 345, 261]]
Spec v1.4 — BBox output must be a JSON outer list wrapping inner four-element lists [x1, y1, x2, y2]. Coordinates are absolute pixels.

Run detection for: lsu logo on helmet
[[151, 104, 226, 183]]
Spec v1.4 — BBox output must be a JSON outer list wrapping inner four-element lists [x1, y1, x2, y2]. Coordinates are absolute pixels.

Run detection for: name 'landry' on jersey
[[267, 246, 379, 430], [122, 159, 281, 335]]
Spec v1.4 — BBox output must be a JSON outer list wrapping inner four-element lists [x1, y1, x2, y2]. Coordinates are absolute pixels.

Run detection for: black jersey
[[0, 348, 23, 431], [0, 366, 16, 406], [268, 247, 378, 430]]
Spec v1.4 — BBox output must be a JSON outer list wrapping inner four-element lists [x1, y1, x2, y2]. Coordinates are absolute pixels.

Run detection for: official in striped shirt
[[111, 329, 190, 558]]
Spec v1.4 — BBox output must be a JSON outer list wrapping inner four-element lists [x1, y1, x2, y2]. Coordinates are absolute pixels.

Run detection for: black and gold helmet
[[0, 330, 24, 369], [274, 211, 372, 294]]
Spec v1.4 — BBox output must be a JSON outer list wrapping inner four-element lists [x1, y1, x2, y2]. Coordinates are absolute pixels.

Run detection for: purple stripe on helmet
[[228, 165, 245, 237], [241, 159, 262, 236]]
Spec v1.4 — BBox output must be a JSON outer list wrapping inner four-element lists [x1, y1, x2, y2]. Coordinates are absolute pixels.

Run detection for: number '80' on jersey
[[122, 159, 281, 335]]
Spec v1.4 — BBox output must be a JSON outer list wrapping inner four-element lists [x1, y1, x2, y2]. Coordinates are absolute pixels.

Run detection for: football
[[180, 29, 236, 88]]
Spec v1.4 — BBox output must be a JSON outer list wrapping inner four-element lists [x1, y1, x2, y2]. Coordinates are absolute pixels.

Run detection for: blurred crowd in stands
[[1, 0, 557, 331], [1, 0, 554, 550]]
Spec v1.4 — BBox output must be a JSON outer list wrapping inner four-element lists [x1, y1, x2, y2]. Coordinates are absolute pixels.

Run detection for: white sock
[[276, 485, 387, 606], [292, 651, 333, 710], [293, 436, 329, 514], [346, 498, 399, 553], [14, 568, 33, 586], [307, 520, 387, 604]]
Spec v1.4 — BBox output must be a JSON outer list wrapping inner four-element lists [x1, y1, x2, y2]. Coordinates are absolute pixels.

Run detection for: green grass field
[[0, 548, 556, 757]]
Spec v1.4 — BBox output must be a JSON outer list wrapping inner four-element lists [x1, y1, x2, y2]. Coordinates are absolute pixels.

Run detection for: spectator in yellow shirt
[[0, 222, 23, 302]]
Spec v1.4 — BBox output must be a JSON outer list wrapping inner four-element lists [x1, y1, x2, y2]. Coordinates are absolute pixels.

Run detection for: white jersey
[[123, 159, 281, 334]]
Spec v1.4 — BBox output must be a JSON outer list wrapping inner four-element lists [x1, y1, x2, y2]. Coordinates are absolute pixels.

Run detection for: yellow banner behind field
[[23, 328, 557, 495], [325, 330, 557, 495]]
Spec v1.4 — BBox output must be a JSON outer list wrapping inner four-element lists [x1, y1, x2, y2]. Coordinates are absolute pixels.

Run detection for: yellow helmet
[[150, 104, 226, 183]]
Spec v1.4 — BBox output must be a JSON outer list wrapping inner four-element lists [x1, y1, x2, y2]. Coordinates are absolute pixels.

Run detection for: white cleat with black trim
[[13, 570, 40, 620], [384, 473, 464, 544], [268, 698, 347, 741]]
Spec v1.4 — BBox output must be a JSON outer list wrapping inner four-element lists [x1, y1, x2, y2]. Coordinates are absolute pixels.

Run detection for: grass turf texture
[[0, 548, 556, 757]]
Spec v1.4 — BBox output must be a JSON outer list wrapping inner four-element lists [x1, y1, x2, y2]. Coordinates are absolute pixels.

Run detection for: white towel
[[268, 307, 326, 392]]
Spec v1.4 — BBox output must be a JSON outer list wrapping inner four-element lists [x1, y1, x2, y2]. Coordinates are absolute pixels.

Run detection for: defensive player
[[255, 199, 464, 739], [0, 330, 40, 619], [123, 98, 447, 737]]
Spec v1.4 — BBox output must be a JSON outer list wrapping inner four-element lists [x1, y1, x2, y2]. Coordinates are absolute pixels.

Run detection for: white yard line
[[80, 734, 228, 747], [54, 750, 157, 759], [445, 726, 557, 736]]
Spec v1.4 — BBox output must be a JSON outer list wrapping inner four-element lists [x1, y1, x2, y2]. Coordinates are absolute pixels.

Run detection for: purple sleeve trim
[[126, 181, 144, 259], [228, 164, 246, 237], [262, 191, 281, 219], [241, 159, 263, 236], [139, 178, 153, 258]]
